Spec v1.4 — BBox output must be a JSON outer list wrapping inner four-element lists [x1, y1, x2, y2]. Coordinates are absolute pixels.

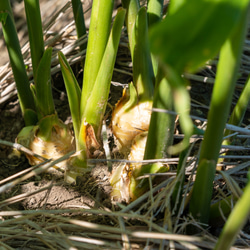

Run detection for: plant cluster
[[1, 0, 250, 248]]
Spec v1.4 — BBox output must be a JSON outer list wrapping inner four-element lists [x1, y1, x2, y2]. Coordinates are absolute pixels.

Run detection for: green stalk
[[82, 8, 126, 139], [129, 75, 175, 200], [132, 7, 154, 101], [71, 0, 86, 52], [214, 173, 250, 250], [147, 0, 163, 26], [24, 0, 44, 80], [58, 52, 87, 171], [0, 0, 37, 126], [80, 0, 114, 116], [171, 147, 189, 212], [189, 5, 249, 225], [147, 0, 163, 75], [24, 0, 66, 142], [223, 75, 250, 145], [58, 51, 81, 149], [166, 68, 193, 155], [59, 9, 126, 175], [121, 0, 140, 59], [32, 48, 55, 120], [144, 76, 175, 160]]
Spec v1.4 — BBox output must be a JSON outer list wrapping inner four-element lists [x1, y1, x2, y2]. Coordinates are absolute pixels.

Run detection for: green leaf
[[35, 47, 55, 119], [71, 0, 86, 51], [149, 0, 246, 73], [121, 0, 140, 60], [58, 51, 81, 143], [147, 0, 163, 26], [214, 173, 250, 250], [24, 0, 44, 80], [0, 12, 8, 24], [81, 0, 114, 117], [168, 0, 185, 15], [132, 7, 154, 101], [189, 3, 250, 226], [0, 0, 37, 125], [83, 8, 126, 137], [189, 159, 217, 223]]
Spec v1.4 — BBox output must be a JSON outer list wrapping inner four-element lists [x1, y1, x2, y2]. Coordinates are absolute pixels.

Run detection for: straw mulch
[[0, 1, 250, 249]]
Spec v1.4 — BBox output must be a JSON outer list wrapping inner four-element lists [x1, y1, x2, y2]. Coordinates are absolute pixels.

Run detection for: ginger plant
[[110, 0, 174, 202], [58, 2, 126, 183], [1, 0, 75, 173]]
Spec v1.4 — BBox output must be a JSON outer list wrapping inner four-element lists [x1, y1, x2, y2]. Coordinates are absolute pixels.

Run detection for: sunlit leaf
[[58, 51, 81, 139], [35, 47, 55, 119], [149, 0, 245, 73], [0, 12, 8, 24]]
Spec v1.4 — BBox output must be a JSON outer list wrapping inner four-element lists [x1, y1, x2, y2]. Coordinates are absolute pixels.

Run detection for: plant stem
[[144, 75, 175, 160], [80, 0, 114, 117], [171, 146, 189, 212], [214, 173, 250, 250], [121, 0, 140, 59], [147, 0, 163, 76], [132, 7, 154, 101], [0, 0, 37, 125], [82, 8, 126, 138], [189, 5, 249, 225], [32, 47, 55, 120], [223, 74, 250, 145], [24, 0, 44, 80], [147, 0, 163, 27], [71, 0, 86, 52], [58, 51, 81, 149], [129, 74, 175, 200]]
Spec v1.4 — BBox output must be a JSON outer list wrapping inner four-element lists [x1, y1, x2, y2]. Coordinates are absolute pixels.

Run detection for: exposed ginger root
[[17, 119, 75, 172]]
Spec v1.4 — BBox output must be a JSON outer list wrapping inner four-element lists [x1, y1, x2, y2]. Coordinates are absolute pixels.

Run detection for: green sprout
[[59, 1, 126, 183], [0, 0, 37, 126], [189, 0, 250, 226], [2, 1, 250, 243], [1, 0, 75, 173]]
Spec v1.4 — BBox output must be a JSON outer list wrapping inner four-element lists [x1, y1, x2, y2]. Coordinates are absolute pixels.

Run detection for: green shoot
[[58, 52, 81, 149], [24, 0, 44, 80], [121, 0, 139, 60], [31, 47, 56, 139], [0, 0, 37, 125], [71, 0, 86, 52], [80, 0, 114, 120], [223, 75, 250, 146], [189, 1, 249, 225], [147, 0, 163, 27], [132, 6, 154, 101], [148, 0, 249, 225], [59, 7, 126, 182], [147, 0, 163, 75], [214, 171, 250, 250], [82, 8, 126, 135], [0, 0, 75, 174]]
